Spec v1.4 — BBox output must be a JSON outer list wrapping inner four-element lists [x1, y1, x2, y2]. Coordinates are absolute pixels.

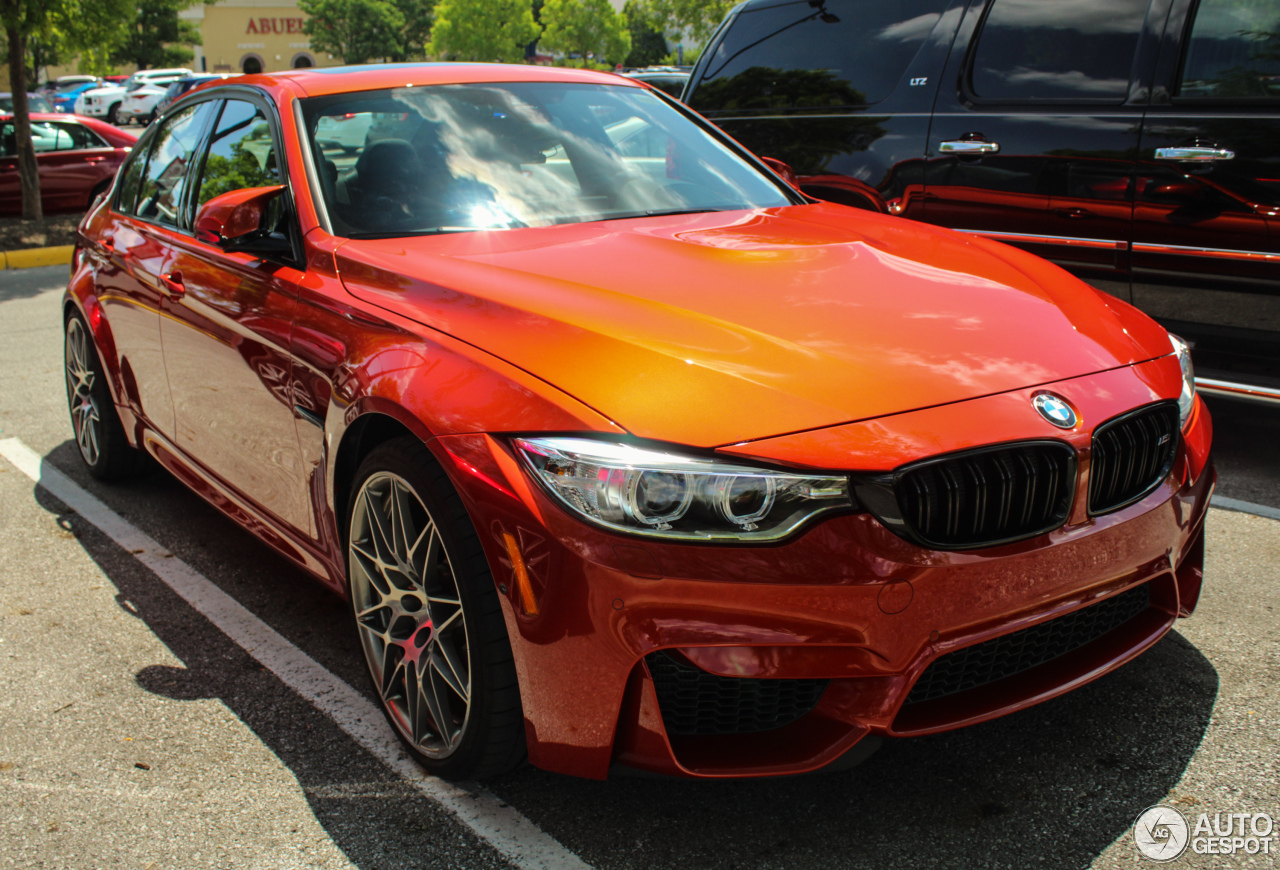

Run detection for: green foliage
[[199, 126, 277, 202], [392, 0, 436, 60], [111, 0, 201, 70], [541, 0, 629, 66], [628, 0, 735, 46], [622, 1, 666, 68], [428, 0, 539, 62], [299, 0, 405, 64]]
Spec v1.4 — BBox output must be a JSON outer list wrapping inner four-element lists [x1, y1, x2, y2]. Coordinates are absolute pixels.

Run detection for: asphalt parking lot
[[1, 264, 1277, 869]]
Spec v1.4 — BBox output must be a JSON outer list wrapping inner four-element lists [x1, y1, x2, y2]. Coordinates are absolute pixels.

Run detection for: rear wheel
[[106, 103, 120, 125], [346, 438, 525, 780], [64, 313, 144, 480]]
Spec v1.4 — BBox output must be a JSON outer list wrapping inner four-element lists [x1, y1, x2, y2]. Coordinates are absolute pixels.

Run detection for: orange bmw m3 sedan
[[64, 63, 1213, 780]]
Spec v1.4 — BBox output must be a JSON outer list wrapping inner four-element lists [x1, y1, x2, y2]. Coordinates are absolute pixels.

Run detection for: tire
[[64, 312, 145, 481], [346, 437, 525, 780], [106, 103, 120, 125]]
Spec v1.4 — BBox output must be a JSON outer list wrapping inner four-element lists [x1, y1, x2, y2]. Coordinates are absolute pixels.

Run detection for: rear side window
[[689, 0, 953, 111], [969, 0, 1150, 100], [1179, 0, 1280, 98]]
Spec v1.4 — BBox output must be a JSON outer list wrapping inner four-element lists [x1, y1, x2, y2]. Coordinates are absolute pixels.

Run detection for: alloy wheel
[[349, 472, 471, 758], [65, 317, 101, 466]]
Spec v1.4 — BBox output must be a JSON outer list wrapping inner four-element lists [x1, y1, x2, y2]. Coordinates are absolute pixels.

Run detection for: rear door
[[30, 120, 117, 210], [926, 0, 1171, 300], [1133, 0, 1280, 378]]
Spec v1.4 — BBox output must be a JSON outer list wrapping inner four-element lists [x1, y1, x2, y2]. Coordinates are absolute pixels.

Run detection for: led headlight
[[1168, 333, 1196, 426], [514, 437, 854, 542]]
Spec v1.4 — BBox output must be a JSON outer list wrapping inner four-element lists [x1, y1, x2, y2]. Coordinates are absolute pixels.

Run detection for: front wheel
[[64, 312, 144, 480], [346, 438, 525, 780], [106, 103, 120, 125]]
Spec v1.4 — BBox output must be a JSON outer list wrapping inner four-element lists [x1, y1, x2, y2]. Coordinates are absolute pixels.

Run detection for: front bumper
[[433, 358, 1214, 780]]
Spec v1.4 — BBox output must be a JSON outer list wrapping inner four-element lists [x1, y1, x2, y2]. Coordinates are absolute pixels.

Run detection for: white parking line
[[0, 437, 592, 870]]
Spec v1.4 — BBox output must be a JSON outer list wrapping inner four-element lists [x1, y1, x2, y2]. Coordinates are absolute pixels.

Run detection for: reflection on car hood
[[335, 203, 1172, 447]]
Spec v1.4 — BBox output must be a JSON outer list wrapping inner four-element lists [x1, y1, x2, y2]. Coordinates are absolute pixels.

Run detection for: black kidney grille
[[1089, 402, 1180, 515], [904, 583, 1150, 705], [896, 442, 1076, 549], [645, 652, 828, 736]]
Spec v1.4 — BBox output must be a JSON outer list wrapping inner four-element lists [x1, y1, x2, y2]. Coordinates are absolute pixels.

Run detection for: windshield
[[300, 81, 793, 238]]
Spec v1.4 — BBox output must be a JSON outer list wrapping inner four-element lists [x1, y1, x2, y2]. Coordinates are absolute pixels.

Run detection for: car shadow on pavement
[[30, 440, 1220, 870], [31, 470, 514, 870], [0, 263, 73, 303]]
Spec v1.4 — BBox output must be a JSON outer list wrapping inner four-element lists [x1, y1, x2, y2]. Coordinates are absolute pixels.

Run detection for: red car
[[64, 64, 1213, 781], [1, 113, 136, 215]]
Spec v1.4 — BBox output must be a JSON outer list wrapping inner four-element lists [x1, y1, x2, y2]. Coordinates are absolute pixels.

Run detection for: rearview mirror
[[194, 185, 286, 246]]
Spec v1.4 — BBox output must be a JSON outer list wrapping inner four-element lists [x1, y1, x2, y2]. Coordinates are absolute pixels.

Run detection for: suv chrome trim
[[1132, 242, 1280, 262], [1195, 378, 1280, 407], [956, 229, 1123, 250]]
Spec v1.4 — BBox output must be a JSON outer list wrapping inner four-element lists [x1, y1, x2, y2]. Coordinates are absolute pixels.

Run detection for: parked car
[[686, 0, 1280, 403], [0, 92, 54, 113], [157, 74, 234, 112], [51, 79, 103, 113], [118, 84, 172, 125], [75, 69, 193, 124], [65, 63, 1212, 782], [620, 68, 690, 99], [0, 113, 136, 214]]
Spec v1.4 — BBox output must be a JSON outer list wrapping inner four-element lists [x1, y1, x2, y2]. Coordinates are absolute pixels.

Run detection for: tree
[[540, 0, 629, 67], [299, 0, 405, 64], [1, 0, 47, 218], [392, 0, 436, 61], [429, 0, 539, 63], [629, 0, 735, 46], [622, 1, 665, 68], [111, 0, 201, 71]]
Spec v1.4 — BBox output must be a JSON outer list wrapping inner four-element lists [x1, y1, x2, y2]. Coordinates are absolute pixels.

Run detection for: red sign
[[246, 18, 305, 34]]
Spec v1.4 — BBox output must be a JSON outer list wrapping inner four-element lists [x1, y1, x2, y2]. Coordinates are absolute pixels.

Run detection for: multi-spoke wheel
[[347, 438, 525, 779], [64, 312, 143, 480]]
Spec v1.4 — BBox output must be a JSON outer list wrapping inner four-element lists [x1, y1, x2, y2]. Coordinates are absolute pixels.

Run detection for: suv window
[[1179, 0, 1280, 98], [969, 0, 1149, 100], [689, 0, 953, 111], [128, 101, 217, 227], [195, 99, 281, 205]]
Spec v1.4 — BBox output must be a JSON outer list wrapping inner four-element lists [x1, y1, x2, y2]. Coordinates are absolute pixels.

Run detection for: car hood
[[335, 203, 1173, 447]]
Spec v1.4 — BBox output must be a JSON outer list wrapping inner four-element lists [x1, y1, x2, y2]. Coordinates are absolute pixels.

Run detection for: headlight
[[1168, 332, 1196, 426], [514, 437, 854, 542]]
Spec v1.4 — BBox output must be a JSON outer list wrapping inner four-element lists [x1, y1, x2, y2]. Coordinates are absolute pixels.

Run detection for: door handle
[[1053, 207, 1094, 219], [159, 270, 185, 298], [83, 155, 107, 164], [1154, 146, 1234, 162], [939, 139, 1000, 155]]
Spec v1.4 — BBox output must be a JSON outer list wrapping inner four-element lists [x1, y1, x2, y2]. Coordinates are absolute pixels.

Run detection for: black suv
[[686, 0, 1280, 400]]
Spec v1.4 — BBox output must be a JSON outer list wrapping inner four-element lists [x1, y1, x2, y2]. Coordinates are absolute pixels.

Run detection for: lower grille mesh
[[646, 652, 827, 736], [905, 584, 1151, 705]]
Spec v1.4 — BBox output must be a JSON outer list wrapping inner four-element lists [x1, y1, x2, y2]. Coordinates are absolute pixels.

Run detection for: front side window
[[1179, 0, 1280, 98], [131, 101, 217, 227], [196, 99, 280, 205], [969, 0, 1150, 100], [689, 0, 953, 111], [302, 82, 793, 239]]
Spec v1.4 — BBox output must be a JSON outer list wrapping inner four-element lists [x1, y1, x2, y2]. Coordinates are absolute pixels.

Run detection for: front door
[[158, 97, 313, 535], [925, 0, 1167, 301]]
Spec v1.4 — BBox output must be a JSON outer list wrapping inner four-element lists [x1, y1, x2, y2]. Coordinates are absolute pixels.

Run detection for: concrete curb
[[0, 245, 74, 270]]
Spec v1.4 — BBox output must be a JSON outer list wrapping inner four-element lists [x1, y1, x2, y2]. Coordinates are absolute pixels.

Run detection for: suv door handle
[[83, 155, 107, 164], [1155, 146, 1234, 162], [939, 139, 1000, 155]]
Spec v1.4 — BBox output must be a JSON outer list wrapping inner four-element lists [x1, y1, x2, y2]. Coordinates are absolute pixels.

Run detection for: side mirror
[[194, 184, 286, 246], [760, 156, 801, 190]]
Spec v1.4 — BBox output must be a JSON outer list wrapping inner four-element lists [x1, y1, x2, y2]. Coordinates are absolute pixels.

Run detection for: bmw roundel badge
[[1033, 392, 1078, 429]]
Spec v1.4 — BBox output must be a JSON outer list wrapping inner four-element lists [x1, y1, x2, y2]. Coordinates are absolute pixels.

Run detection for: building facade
[[181, 0, 343, 74]]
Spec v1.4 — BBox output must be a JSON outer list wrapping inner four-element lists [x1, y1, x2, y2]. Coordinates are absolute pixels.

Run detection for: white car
[[117, 84, 170, 125], [314, 112, 374, 153], [74, 68, 192, 124]]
